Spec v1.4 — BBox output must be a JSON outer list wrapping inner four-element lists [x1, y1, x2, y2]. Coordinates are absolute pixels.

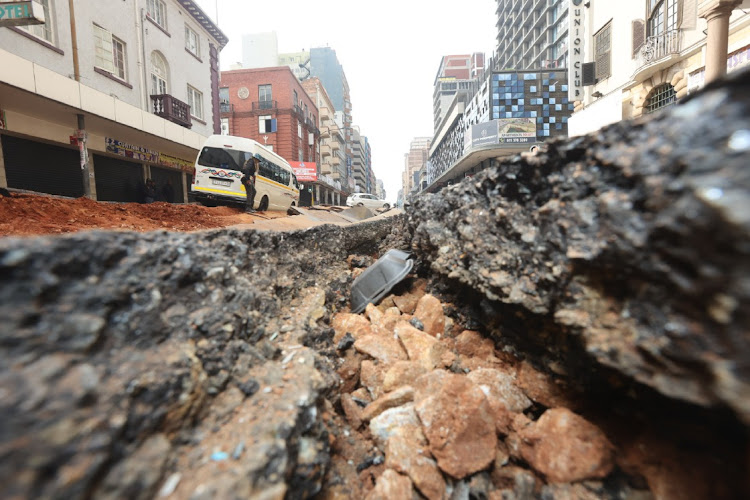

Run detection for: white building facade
[[569, 0, 750, 137], [0, 0, 227, 202]]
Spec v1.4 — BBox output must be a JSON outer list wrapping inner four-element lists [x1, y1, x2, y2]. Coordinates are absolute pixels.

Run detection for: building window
[[594, 21, 611, 80], [187, 85, 203, 120], [648, 0, 678, 37], [298, 121, 302, 139], [23, 0, 52, 42], [293, 89, 298, 106], [259, 115, 277, 133], [185, 25, 200, 56], [220, 118, 229, 135], [93, 25, 127, 81], [147, 0, 167, 29], [644, 83, 676, 114], [150, 51, 168, 95], [299, 148, 303, 162], [259, 84, 272, 103]]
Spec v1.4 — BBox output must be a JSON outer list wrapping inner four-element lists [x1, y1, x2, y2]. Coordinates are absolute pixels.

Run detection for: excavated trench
[[1, 71, 749, 499]]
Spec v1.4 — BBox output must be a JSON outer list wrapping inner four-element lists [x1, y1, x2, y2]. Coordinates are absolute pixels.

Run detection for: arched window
[[150, 52, 169, 95], [648, 0, 678, 37], [644, 83, 676, 114]]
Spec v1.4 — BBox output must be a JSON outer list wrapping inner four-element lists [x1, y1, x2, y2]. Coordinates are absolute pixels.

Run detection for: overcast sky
[[194, 0, 497, 202]]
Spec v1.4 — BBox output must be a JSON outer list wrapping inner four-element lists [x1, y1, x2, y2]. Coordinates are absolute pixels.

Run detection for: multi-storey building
[[351, 126, 367, 192], [0, 0, 227, 203], [279, 50, 311, 81], [309, 47, 354, 192], [569, 0, 750, 136], [427, 68, 573, 192], [300, 77, 348, 204], [495, 0, 569, 71], [238, 40, 355, 193], [433, 53, 485, 131], [364, 136, 374, 195], [219, 66, 319, 165], [376, 179, 386, 201], [403, 137, 431, 196]]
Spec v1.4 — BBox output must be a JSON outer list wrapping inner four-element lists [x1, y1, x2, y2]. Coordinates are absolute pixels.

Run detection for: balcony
[[220, 102, 233, 114], [252, 100, 277, 111], [633, 30, 682, 81], [320, 144, 332, 157], [150, 94, 191, 129], [293, 104, 303, 117], [319, 106, 331, 121]]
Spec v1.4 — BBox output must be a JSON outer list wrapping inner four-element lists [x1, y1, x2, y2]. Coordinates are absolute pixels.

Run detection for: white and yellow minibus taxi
[[190, 135, 300, 212]]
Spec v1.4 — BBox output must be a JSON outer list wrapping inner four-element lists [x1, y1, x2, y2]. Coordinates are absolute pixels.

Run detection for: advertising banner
[[289, 161, 317, 182], [471, 120, 500, 148], [498, 118, 536, 144]]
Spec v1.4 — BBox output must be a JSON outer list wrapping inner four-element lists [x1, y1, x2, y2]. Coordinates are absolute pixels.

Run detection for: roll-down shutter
[[1, 134, 83, 197], [93, 155, 144, 203]]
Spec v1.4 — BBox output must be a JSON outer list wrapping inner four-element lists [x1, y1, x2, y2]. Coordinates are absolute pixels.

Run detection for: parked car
[[345, 193, 391, 210]]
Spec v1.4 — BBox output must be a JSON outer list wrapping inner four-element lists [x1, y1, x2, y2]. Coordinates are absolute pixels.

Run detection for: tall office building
[[309, 47, 354, 191], [403, 137, 431, 195], [495, 0, 569, 71], [433, 53, 485, 131]]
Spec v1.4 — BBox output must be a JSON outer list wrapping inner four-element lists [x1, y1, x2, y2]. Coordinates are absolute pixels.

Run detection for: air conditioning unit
[[308, 133, 314, 146]]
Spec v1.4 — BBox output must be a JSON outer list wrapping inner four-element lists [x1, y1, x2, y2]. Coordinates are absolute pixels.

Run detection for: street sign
[[0, 1, 45, 27]]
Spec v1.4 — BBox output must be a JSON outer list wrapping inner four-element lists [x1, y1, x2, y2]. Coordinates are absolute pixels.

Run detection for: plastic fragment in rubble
[[350, 249, 413, 314]]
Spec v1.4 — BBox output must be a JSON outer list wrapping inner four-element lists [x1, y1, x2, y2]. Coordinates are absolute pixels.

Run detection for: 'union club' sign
[[568, 0, 585, 101]]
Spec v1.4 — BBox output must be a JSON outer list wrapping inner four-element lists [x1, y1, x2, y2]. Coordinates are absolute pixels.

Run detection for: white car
[[346, 193, 390, 210]]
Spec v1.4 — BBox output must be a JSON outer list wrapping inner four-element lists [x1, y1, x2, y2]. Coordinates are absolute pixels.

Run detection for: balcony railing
[[220, 102, 233, 113], [636, 30, 682, 69], [150, 94, 191, 129], [252, 100, 277, 111]]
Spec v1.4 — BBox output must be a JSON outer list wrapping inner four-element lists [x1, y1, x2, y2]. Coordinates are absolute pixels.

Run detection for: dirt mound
[[0, 192, 286, 236]]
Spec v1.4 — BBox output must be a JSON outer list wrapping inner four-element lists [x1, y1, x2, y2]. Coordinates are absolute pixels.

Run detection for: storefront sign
[[289, 161, 317, 182], [568, 0, 585, 101], [159, 153, 194, 172], [498, 117, 536, 144], [105, 137, 158, 163], [0, 1, 45, 27]]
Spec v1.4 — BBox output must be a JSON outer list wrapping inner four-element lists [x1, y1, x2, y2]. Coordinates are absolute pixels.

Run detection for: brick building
[[219, 66, 319, 165]]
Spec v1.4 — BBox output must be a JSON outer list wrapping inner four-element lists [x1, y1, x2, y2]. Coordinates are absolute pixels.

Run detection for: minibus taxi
[[190, 135, 300, 212]]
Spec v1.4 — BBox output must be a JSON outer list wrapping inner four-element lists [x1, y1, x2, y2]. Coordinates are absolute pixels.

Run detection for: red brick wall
[[220, 66, 319, 164]]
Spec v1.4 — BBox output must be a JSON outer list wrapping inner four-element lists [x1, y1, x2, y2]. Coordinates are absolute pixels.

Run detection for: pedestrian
[[161, 179, 175, 203], [144, 178, 156, 204], [241, 156, 257, 213]]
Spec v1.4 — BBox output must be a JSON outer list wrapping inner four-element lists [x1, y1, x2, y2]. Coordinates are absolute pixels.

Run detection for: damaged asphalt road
[[0, 70, 748, 499]]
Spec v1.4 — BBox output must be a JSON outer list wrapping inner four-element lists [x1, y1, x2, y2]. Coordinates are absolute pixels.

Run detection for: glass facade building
[[491, 70, 574, 139]]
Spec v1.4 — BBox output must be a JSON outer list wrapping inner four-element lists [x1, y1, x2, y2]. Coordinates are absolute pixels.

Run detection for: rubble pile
[[319, 277, 743, 499]]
